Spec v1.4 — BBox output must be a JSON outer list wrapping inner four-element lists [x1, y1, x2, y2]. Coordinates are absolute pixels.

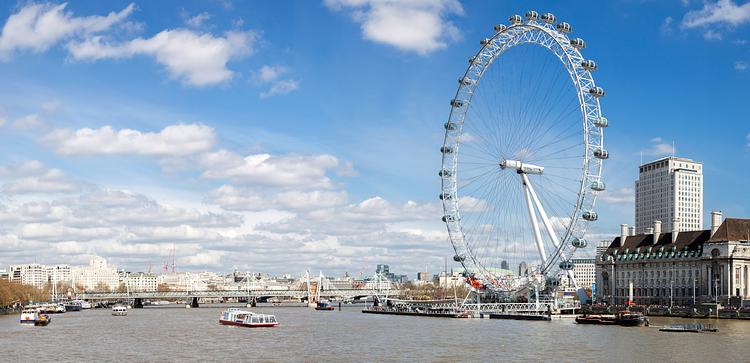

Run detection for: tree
[[94, 281, 111, 292], [157, 283, 171, 292], [116, 283, 128, 293]]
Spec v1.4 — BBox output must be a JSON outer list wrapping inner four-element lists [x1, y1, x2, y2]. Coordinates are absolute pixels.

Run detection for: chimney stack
[[628, 226, 636, 236], [654, 220, 662, 243], [672, 218, 681, 244], [646, 227, 654, 235], [711, 211, 723, 237], [620, 224, 628, 242]]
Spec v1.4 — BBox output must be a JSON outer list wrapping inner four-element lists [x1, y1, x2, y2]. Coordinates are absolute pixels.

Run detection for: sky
[[0, 0, 748, 277]]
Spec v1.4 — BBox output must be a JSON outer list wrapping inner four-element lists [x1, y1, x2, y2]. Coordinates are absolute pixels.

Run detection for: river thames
[[2, 304, 750, 362]]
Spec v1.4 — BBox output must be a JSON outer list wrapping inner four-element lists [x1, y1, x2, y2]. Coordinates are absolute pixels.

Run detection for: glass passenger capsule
[[582, 211, 598, 221], [480, 38, 491, 46], [440, 146, 453, 154], [556, 22, 572, 33], [559, 261, 575, 270], [439, 192, 452, 200], [593, 116, 608, 128], [590, 180, 606, 191], [450, 99, 464, 108], [570, 38, 585, 49], [572, 238, 588, 248], [541, 13, 556, 24], [509, 14, 522, 25], [589, 86, 605, 97], [453, 254, 466, 262], [494, 24, 507, 32], [442, 215, 456, 222], [581, 59, 597, 71], [525, 10, 539, 21], [438, 169, 452, 178], [593, 148, 609, 159], [444, 122, 457, 131]]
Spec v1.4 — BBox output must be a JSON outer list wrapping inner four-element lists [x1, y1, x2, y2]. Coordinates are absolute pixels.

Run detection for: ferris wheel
[[439, 11, 608, 295]]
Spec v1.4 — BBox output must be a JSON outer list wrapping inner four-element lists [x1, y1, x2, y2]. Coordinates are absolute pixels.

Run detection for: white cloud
[[0, 161, 83, 194], [660, 16, 675, 36], [41, 99, 64, 113], [184, 12, 212, 29], [254, 65, 288, 83], [67, 29, 258, 86], [324, 0, 464, 55], [0, 2, 135, 59], [260, 79, 300, 98], [736, 60, 748, 70], [253, 65, 300, 98], [12, 113, 43, 128], [598, 187, 634, 205], [44, 123, 216, 157], [200, 150, 341, 189], [642, 137, 674, 156], [682, 0, 750, 28], [704, 29, 724, 40]]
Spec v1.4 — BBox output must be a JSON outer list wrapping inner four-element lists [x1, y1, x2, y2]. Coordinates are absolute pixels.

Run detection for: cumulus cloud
[[183, 12, 212, 29], [67, 29, 257, 86], [324, 0, 464, 55], [598, 187, 635, 205], [12, 113, 44, 129], [0, 2, 135, 59], [253, 65, 300, 98], [660, 16, 675, 36], [206, 184, 348, 211], [200, 150, 342, 189], [682, 0, 750, 28], [44, 123, 216, 157], [736, 60, 748, 70], [681, 0, 750, 40], [0, 160, 84, 194], [642, 137, 674, 157]]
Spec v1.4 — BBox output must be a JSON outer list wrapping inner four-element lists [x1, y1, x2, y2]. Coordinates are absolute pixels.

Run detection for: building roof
[[606, 230, 710, 255], [707, 218, 750, 243]]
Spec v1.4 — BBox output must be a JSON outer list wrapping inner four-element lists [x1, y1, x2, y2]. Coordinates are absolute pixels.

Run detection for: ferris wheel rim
[[439, 14, 606, 293]]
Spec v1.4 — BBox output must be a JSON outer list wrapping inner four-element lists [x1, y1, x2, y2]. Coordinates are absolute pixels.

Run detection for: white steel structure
[[440, 11, 607, 296], [635, 156, 703, 233]]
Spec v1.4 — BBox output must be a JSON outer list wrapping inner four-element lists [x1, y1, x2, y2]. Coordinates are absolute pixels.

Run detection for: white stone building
[[9, 263, 49, 289], [71, 257, 120, 291], [121, 272, 158, 292], [570, 258, 596, 289], [635, 156, 703, 233], [596, 213, 750, 306]]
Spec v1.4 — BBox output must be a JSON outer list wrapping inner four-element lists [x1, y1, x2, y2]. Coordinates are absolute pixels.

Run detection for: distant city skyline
[[0, 1, 748, 276]]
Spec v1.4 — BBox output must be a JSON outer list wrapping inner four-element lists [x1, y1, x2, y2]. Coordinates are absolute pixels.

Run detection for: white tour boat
[[219, 308, 278, 328], [112, 305, 128, 316], [20, 309, 51, 326]]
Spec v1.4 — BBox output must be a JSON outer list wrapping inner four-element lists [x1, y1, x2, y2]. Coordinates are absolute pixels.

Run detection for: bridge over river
[[76, 289, 401, 307]]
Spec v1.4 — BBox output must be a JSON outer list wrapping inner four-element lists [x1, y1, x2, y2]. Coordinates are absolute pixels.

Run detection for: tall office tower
[[635, 156, 703, 233]]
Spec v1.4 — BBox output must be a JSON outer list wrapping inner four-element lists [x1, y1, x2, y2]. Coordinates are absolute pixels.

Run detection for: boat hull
[[575, 315, 646, 327], [219, 319, 278, 328]]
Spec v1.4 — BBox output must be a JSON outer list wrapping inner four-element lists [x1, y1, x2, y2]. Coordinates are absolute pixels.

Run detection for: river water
[[2, 304, 749, 362]]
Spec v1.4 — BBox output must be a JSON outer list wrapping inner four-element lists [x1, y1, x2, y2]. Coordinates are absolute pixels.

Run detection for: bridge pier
[[189, 297, 199, 308], [133, 298, 143, 309]]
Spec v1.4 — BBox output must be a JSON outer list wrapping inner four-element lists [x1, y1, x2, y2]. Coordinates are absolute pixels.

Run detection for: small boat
[[575, 311, 648, 327], [20, 309, 51, 326], [659, 323, 718, 333], [151, 300, 171, 306], [63, 301, 82, 312], [112, 305, 128, 316], [219, 308, 278, 328], [315, 300, 336, 311], [78, 300, 92, 309]]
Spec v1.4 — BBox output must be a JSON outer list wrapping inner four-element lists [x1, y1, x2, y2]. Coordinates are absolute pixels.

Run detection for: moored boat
[[315, 300, 336, 311], [20, 309, 51, 326], [219, 308, 278, 328], [575, 311, 648, 327], [659, 323, 717, 333]]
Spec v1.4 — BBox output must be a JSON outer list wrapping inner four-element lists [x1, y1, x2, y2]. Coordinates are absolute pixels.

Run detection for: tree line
[[0, 279, 48, 308]]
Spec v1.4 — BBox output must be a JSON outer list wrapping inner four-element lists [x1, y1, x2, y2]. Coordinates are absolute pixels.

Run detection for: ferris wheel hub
[[499, 159, 544, 175]]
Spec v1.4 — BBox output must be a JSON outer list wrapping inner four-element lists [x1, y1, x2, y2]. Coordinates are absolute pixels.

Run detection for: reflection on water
[[2, 304, 750, 362]]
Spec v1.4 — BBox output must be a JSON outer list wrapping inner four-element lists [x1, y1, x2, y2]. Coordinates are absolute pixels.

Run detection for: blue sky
[[0, 0, 748, 276]]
